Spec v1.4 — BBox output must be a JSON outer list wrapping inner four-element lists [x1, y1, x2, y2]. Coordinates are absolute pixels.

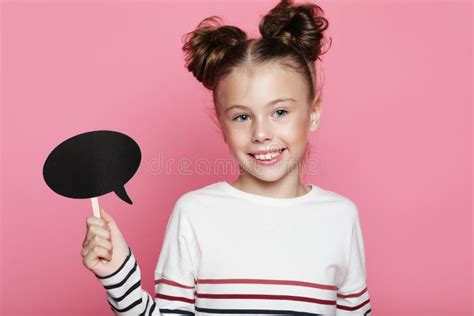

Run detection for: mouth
[[248, 148, 287, 164]]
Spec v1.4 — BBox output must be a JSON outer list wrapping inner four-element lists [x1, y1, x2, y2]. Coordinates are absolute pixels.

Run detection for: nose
[[251, 116, 272, 143]]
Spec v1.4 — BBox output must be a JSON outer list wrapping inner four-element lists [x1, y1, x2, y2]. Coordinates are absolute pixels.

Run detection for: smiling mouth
[[248, 148, 286, 161]]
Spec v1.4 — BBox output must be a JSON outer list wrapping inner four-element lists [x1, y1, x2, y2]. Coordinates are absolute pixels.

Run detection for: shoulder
[[314, 185, 361, 224], [172, 181, 223, 216], [162, 182, 222, 237]]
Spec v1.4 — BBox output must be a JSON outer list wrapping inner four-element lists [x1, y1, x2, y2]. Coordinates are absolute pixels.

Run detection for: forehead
[[216, 63, 307, 108]]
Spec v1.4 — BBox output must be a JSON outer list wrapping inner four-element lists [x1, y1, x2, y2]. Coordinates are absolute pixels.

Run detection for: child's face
[[216, 62, 320, 182]]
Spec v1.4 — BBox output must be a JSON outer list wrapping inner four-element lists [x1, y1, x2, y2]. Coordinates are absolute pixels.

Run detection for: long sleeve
[[336, 208, 372, 315], [95, 198, 198, 315], [153, 198, 198, 312], [95, 247, 157, 315]]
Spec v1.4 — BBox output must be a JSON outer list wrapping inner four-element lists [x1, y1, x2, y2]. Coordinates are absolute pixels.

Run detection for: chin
[[241, 163, 292, 183], [236, 151, 295, 180], [254, 174, 286, 183]]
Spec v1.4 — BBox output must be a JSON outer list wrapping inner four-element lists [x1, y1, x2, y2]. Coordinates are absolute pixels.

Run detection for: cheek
[[280, 119, 308, 142], [224, 127, 248, 149]]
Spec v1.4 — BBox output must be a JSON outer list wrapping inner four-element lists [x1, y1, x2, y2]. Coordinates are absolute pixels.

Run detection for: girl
[[81, 0, 372, 315]]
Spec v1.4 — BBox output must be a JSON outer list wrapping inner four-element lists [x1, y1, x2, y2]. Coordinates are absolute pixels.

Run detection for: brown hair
[[182, 0, 331, 116], [181, 0, 331, 176]]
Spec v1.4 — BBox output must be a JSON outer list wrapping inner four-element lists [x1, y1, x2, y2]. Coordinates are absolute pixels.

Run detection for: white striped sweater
[[95, 181, 372, 315]]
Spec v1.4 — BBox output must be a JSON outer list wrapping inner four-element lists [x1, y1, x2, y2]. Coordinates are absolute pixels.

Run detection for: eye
[[233, 114, 250, 122], [274, 109, 288, 117]]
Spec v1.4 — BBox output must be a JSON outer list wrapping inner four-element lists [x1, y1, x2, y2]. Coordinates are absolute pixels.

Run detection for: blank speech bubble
[[43, 130, 141, 207]]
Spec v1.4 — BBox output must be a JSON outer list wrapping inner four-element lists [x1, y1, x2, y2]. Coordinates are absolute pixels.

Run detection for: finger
[[83, 226, 111, 248], [91, 245, 112, 260], [83, 245, 112, 267], [82, 234, 113, 255], [86, 216, 109, 230], [81, 235, 113, 258], [93, 235, 113, 252], [99, 208, 116, 226], [83, 225, 111, 247]]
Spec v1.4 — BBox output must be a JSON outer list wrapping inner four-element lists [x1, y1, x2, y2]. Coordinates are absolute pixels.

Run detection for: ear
[[220, 126, 227, 144], [309, 96, 322, 132], [216, 115, 227, 144]]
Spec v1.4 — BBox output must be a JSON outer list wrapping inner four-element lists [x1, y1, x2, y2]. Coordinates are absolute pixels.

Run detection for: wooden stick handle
[[90, 197, 109, 264], [91, 197, 100, 218]]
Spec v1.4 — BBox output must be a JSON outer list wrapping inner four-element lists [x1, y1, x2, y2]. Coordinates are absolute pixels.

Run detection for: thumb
[[100, 208, 115, 225]]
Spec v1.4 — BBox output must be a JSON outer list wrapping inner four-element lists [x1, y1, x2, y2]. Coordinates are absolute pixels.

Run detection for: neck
[[231, 166, 309, 198]]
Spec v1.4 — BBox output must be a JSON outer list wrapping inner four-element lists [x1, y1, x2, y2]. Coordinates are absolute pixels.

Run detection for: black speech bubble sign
[[43, 130, 141, 205]]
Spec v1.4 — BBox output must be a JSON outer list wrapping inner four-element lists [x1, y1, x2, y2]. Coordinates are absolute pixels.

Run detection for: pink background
[[1, 0, 472, 315]]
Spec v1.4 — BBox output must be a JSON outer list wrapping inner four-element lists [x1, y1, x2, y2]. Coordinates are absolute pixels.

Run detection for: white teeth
[[254, 150, 282, 161]]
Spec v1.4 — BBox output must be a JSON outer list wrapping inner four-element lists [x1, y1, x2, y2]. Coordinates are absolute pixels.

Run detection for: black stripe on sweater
[[108, 297, 143, 312], [104, 259, 138, 290], [139, 295, 149, 316], [95, 247, 132, 280], [159, 309, 194, 315], [194, 307, 323, 315], [109, 279, 141, 302], [149, 300, 156, 315]]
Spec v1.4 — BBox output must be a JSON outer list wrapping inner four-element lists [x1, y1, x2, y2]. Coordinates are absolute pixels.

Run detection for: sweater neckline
[[219, 181, 317, 206]]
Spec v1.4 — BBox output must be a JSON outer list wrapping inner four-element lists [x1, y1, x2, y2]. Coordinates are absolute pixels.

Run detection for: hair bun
[[182, 16, 248, 89], [259, 0, 330, 62]]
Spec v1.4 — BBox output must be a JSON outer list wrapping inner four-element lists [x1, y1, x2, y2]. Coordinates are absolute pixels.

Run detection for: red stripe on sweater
[[337, 298, 371, 311], [155, 293, 195, 304], [196, 293, 336, 305], [155, 278, 195, 289], [337, 287, 367, 298], [197, 278, 337, 290]]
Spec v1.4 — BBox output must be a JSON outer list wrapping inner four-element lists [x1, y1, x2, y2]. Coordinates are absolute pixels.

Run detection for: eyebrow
[[224, 98, 296, 113]]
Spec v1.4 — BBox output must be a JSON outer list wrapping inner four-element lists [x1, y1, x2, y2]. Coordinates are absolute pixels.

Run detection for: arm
[[95, 247, 159, 315], [336, 207, 372, 316], [95, 199, 198, 315]]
